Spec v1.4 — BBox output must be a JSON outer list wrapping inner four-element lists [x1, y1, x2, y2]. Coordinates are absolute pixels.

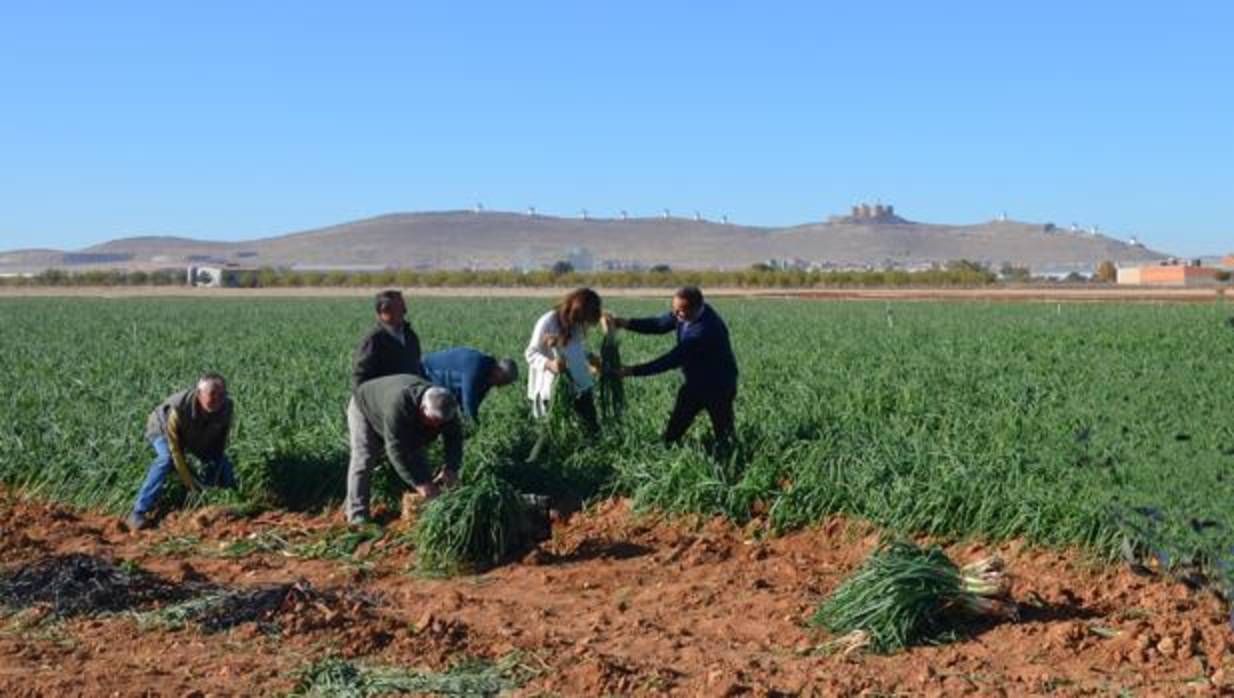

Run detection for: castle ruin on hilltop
[[830, 202, 910, 225]]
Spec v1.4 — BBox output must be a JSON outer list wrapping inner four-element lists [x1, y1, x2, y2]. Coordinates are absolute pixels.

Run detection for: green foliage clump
[[597, 327, 626, 422], [289, 654, 534, 698], [414, 471, 530, 574], [527, 371, 580, 462]]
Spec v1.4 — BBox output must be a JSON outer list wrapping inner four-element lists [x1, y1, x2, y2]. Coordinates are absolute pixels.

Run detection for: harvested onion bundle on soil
[[597, 324, 625, 422], [812, 540, 1017, 654], [415, 472, 530, 575]]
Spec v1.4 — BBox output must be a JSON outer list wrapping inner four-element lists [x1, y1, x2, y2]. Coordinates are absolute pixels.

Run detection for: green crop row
[[2, 296, 1233, 584]]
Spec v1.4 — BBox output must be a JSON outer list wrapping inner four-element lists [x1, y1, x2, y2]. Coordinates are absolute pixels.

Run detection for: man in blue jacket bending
[[610, 286, 739, 444], [422, 347, 519, 422]]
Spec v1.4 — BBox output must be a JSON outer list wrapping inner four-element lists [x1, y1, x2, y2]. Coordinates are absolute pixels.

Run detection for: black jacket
[[351, 322, 423, 391], [626, 304, 739, 394]]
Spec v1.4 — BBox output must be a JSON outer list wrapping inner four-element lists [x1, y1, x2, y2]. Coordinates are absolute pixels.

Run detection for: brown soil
[[1, 493, 1232, 697]]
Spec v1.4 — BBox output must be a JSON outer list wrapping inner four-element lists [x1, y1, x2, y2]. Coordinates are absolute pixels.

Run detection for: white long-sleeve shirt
[[525, 310, 594, 416]]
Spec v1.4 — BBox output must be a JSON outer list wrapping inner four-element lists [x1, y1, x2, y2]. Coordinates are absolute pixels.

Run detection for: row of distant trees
[[7, 261, 1225, 289], [0, 268, 187, 286], [0, 263, 1010, 288]]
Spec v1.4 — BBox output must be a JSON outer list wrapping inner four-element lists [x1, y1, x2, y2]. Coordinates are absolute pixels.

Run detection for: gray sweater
[[353, 374, 462, 484]]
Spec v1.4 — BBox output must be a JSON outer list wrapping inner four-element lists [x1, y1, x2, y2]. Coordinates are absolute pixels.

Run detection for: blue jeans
[[132, 435, 236, 516]]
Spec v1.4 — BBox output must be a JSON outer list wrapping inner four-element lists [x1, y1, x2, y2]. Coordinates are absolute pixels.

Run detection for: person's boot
[[126, 511, 154, 531]]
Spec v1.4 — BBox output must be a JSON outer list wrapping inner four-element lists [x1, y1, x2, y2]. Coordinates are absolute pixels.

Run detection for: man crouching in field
[[128, 373, 235, 530], [346, 374, 463, 524]]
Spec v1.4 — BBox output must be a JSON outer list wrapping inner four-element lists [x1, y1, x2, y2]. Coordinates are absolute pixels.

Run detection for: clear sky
[[1, 1, 1231, 255]]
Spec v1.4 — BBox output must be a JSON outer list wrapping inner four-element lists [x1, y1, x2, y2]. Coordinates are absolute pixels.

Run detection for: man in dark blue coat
[[610, 286, 739, 444], [422, 347, 518, 422]]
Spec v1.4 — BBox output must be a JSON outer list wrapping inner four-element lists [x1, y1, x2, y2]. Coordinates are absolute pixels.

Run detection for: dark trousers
[[663, 385, 736, 444], [574, 391, 600, 434]]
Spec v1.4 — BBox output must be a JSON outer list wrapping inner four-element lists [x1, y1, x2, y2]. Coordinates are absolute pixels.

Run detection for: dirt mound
[[0, 553, 187, 616], [143, 579, 379, 635], [1, 495, 1233, 695]]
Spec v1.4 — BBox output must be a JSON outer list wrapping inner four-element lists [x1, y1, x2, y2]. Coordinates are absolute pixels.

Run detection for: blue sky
[[1, 2, 1231, 255]]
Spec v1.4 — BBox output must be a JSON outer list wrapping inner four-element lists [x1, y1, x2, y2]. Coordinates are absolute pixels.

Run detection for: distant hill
[[0, 209, 1168, 273]]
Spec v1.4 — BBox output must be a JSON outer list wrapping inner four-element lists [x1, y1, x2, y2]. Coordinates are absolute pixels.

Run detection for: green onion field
[[3, 296, 1232, 574]]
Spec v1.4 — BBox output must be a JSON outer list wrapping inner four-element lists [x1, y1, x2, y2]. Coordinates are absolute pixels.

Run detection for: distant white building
[[187, 265, 225, 287], [511, 246, 536, 273], [762, 257, 809, 271], [565, 247, 594, 272], [600, 259, 644, 271]]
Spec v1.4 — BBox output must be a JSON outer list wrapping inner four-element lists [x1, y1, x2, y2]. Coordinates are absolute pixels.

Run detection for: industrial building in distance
[[1117, 258, 1233, 286]]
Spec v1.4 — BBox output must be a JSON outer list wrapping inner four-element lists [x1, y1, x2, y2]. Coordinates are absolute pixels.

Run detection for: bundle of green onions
[[812, 540, 1017, 654], [414, 471, 530, 575], [596, 324, 625, 422], [528, 366, 578, 462], [545, 368, 579, 437]]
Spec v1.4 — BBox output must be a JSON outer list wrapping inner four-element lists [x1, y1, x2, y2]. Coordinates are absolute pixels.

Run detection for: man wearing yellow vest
[[128, 373, 235, 530]]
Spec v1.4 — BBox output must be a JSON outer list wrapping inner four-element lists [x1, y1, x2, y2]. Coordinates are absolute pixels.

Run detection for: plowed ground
[[1, 493, 1231, 696]]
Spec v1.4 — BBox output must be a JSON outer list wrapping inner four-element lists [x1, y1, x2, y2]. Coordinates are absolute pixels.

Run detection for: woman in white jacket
[[524, 287, 603, 431]]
